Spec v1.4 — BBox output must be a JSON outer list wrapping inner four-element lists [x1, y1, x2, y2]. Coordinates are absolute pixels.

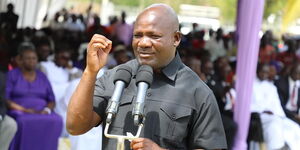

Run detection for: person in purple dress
[[5, 43, 63, 150]]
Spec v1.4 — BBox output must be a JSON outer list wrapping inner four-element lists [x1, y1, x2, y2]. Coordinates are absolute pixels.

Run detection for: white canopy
[[1, 0, 67, 28]]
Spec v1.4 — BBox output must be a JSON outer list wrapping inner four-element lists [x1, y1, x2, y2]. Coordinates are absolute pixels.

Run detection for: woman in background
[[6, 43, 62, 150]]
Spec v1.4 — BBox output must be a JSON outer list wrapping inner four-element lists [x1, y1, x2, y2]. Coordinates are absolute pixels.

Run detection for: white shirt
[[205, 38, 226, 61], [251, 78, 286, 117], [224, 88, 236, 111]]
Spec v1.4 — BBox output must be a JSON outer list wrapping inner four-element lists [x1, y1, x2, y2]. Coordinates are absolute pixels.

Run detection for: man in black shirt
[[67, 4, 226, 150]]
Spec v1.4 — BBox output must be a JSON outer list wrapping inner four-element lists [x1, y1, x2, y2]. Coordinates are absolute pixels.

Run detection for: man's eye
[[151, 35, 161, 39], [134, 34, 142, 38]]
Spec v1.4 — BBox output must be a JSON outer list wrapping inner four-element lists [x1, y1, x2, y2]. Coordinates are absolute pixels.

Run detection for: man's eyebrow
[[133, 31, 161, 34]]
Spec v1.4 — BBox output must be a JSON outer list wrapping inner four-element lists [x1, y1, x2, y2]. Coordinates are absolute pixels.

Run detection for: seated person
[[275, 63, 300, 125], [5, 43, 62, 150], [251, 63, 300, 150], [0, 71, 17, 150], [40, 47, 82, 136]]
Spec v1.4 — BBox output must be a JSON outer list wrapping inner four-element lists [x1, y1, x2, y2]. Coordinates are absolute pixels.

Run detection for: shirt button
[[147, 93, 151, 97], [172, 114, 176, 120]]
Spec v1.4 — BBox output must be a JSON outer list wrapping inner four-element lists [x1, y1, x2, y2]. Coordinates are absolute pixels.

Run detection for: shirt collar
[[289, 76, 300, 87], [131, 59, 139, 77], [289, 77, 296, 86], [132, 52, 183, 81], [161, 52, 183, 81]]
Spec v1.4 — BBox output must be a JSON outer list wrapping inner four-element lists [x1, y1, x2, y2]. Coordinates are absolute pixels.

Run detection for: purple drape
[[233, 0, 265, 150]]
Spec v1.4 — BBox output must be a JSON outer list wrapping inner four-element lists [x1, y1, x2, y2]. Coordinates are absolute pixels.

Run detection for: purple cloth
[[6, 68, 55, 111], [233, 0, 265, 150], [6, 68, 62, 150]]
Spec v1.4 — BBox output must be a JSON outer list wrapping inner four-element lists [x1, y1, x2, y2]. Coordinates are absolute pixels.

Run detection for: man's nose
[[138, 36, 152, 48]]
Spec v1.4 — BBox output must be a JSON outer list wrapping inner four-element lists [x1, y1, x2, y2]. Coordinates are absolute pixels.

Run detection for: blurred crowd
[[1, 3, 300, 150]]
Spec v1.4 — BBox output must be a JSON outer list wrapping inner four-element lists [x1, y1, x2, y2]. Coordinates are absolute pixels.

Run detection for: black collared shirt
[[93, 54, 227, 150]]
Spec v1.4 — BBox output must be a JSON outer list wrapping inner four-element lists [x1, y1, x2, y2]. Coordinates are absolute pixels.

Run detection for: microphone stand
[[104, 65, 152, 150], [104, 113, 144, 150]]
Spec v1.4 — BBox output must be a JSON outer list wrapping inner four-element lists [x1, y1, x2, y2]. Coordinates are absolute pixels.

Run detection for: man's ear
[[173, 31, 182, 47]]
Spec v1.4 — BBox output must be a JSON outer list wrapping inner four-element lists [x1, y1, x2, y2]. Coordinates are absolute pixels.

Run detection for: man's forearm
[[66, 70, 100, 135]]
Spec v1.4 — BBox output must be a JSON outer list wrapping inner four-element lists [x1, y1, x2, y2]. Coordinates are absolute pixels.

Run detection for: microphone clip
[[132, 102, 146, 126], [106, 100, 120, 124]]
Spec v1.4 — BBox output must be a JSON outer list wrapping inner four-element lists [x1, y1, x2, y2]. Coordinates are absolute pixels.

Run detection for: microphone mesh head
[[113, 64, 132, 87], [136, 65, 153, 86]]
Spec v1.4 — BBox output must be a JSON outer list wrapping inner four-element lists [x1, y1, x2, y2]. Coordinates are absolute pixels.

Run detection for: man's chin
[[137, 60, 156, 68]]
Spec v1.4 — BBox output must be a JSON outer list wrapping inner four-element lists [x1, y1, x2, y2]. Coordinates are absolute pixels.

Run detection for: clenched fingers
[[88, 34, 112, 53]]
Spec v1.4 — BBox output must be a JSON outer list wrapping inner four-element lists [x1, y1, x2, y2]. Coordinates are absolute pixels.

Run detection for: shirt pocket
[[102, 89, 134, 106], [109, 94, 135, 129], [119, 94, 134, 106], [155, 102, 192, 142]]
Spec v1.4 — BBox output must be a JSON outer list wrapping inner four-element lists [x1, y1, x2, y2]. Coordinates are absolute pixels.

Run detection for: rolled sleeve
[[190, 89, 227, 149], [93, 72, 109, 122]]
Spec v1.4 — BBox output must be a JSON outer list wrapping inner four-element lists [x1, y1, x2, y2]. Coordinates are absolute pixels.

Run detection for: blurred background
[[1, 0, 300, 35], [1, 0, 300, 150]]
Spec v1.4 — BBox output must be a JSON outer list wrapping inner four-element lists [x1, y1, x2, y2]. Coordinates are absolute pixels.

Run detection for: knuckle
[[94, 34, 105, 39], [92, 44, 99, 48], [92, 34, 100, 38]]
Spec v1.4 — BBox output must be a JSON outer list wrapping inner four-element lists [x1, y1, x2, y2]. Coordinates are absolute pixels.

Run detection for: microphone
[[132, 65, 153, 126], [106, 65, 132, 124]]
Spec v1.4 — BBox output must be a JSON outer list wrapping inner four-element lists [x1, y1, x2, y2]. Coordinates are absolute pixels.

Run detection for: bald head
[[136, 4, 179, 32], [132, 3, 181, 70]]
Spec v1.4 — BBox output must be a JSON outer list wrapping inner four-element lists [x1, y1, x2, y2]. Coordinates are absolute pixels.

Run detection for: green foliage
[[208, 0, 289, 24], [110, 0, 140, 6], [72, 0, 101, 2], [109, 0, 238, 24], [106, 0, 290, 24], [211, 0, 237, 24], [264, 0, 287, 19]]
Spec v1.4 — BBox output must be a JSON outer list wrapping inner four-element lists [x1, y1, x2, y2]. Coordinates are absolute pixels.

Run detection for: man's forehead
[[134, 4, 179, 32], [136, 8, 163, 23], [134, 13, 165, 31], [144, 3, 174, 13], [136, 10, 172, 27], [137, 11, 157, 23], [137, 4, 176, 21]]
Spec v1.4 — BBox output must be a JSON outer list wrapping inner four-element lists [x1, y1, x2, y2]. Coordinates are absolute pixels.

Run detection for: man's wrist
[[83, 69, 98, 78]]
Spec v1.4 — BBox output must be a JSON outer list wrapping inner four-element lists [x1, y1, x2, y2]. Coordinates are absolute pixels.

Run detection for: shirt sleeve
[[189, 88, 227, 149], [93, 71, 109, 122]]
